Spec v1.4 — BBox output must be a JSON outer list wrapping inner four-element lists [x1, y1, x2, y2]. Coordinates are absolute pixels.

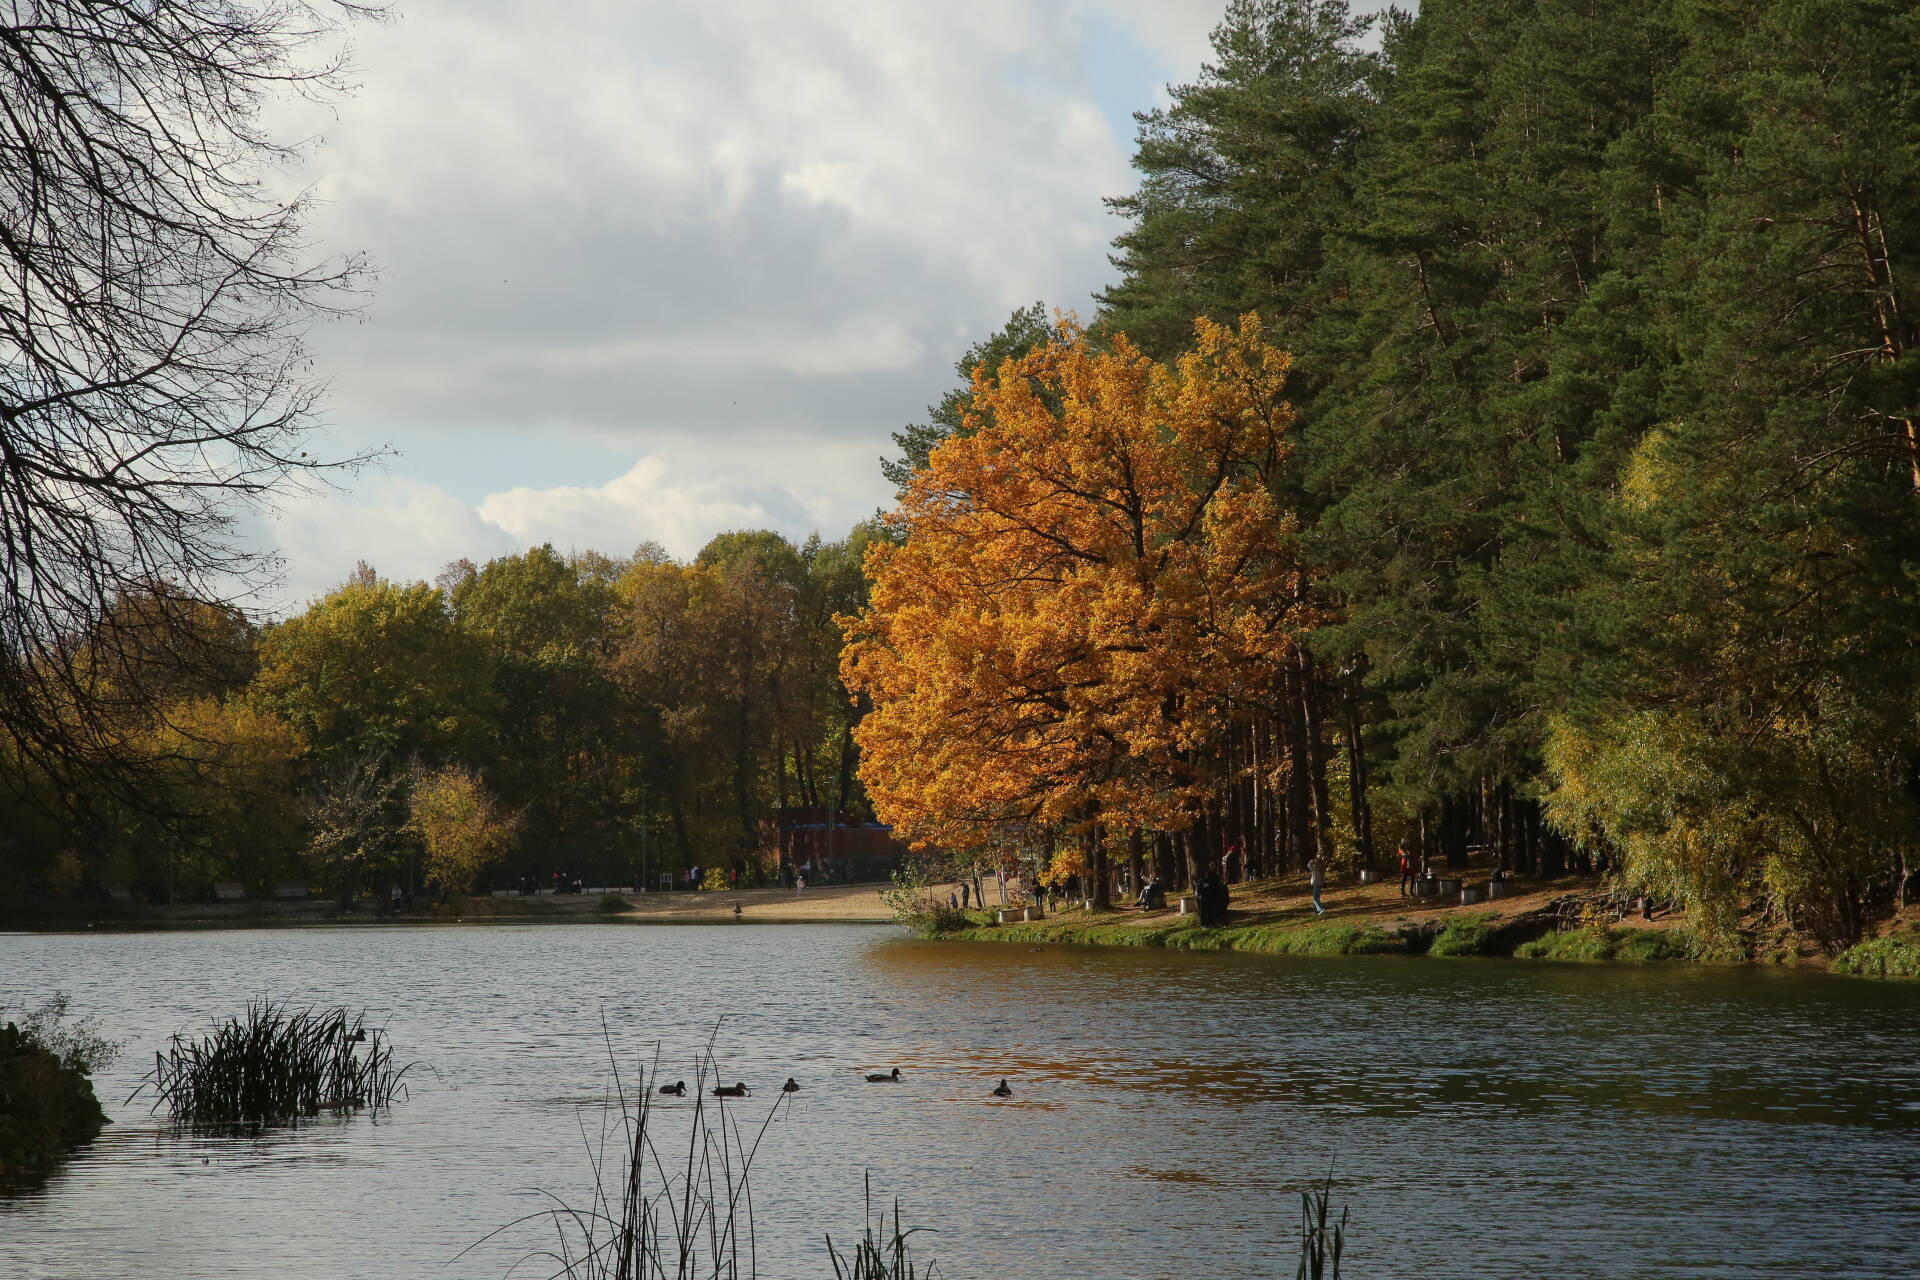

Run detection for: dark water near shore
[[3, 924, 1917, 1279]]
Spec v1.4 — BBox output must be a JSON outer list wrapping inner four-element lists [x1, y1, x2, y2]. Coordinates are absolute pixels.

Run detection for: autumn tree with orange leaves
[[841, 315, 1313, 906]]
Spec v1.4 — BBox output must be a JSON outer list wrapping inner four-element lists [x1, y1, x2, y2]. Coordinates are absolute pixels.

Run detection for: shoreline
[[918, 873, 1920, 978], [2, 880, 902, 933]]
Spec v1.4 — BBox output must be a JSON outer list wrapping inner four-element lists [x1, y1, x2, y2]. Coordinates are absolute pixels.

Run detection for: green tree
[[451, 545, 622, 879], [252, 565, 496, 770]]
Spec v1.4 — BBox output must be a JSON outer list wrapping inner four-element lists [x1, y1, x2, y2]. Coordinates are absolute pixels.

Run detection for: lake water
[[3, 923, 1917, 1279]]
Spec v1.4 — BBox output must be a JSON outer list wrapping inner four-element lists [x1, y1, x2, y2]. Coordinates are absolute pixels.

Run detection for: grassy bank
[[918, 873, 1738, 967], [938, 910, 1708, 963], [1831, 935, 1920, 980]]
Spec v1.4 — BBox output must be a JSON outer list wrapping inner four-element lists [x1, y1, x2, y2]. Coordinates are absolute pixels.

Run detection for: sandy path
[[610, 880, 900, 923]]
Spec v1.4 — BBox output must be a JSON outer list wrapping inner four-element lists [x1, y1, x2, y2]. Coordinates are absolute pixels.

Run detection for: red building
[[764, 807, 907, 884]]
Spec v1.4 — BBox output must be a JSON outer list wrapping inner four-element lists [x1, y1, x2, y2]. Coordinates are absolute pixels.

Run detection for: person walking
[[1307, 854, 1328, 915], [960, 880, 970, 909], [1397, 843, 1416, 898]]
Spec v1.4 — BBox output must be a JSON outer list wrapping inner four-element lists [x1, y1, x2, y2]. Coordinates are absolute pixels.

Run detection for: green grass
[[946, 914, 1412, 956], [1428, 914, 1498, 957], [1831, 935, 1920, 979], [946, 909, 1724, 970], [1514, 926, 1700, 963]]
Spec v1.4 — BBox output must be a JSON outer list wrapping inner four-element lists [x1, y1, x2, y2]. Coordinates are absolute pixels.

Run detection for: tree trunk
[[1343, 688, 1376, 868], [1299, 653, 1337, 863], [1284, 666, 1313, 873]]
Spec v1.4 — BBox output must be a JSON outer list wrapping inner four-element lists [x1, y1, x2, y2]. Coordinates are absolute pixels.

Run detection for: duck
[[990, 1079, 1012, 1097], [712, 1082, 750, 1098], [864, 1067, 903, 1082], [345, 1028, 367, 1043], [781, 1077, 801, 1093], [658, 1080, 687, 1096]]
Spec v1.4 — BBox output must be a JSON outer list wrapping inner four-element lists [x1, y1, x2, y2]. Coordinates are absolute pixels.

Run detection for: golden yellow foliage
[[842, 314, 1310, 852], [408, 765, 520, 892]]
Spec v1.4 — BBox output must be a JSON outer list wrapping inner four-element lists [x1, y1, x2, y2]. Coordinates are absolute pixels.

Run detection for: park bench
[[996, 905, 1043, 924], [213, 881, 246, 903], [1176, 894, 1198, 915], [1460, 883, 1486, 906], [272, 881, 309, 902]]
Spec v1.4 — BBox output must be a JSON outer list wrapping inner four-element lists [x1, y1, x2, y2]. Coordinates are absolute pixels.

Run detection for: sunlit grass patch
[[1831, 936, 1920, 980], [1428, 914, 1499, 957]]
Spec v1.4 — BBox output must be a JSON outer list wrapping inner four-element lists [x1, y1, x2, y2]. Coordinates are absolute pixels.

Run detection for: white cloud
[[262, 474, 518, 611], [259, 446, 881, 615], [251, 0, 1255, 596], [478, 456, 786, 561]]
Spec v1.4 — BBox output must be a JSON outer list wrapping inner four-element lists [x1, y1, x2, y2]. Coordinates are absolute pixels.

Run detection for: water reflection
[[0, 924, 1916, 1280]]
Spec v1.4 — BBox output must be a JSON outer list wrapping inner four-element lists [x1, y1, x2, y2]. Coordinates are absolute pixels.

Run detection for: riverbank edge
[[3, 913, 899, 934], [2, 883, 901, 932], [926, 908, 1920, 978]]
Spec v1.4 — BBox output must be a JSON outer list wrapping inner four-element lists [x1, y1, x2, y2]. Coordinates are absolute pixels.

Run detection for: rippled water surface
[[3, 923, 1918, 1279]]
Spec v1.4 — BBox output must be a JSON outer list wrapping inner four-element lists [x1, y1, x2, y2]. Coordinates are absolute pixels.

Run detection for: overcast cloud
[[257, 1, 1395, 610]]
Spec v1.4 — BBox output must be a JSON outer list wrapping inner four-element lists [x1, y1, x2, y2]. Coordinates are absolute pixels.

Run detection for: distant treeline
[[0, 533, 878, 902], [855, 0, 1920, 950]]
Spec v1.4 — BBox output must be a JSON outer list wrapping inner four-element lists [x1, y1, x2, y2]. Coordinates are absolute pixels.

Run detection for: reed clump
[[827, 1177, 935, 1280], [133, 1002, 410, 1126]]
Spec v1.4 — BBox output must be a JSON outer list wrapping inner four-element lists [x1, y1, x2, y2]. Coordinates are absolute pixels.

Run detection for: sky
[[255, 0, 1402, 611]]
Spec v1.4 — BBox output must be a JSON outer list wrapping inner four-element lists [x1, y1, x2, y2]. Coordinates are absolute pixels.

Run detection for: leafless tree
[[0, 2, 383, 802]]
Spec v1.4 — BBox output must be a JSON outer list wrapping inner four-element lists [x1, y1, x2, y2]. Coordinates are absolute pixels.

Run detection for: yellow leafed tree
[[842, 314, 1309, 904]]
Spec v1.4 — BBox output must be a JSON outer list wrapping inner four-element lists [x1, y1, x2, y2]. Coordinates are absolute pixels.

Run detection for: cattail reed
[[132, 1003, 410, 1126]]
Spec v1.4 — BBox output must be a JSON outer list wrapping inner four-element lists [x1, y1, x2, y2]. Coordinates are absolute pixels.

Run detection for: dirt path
[[609, 880, 898, 923]]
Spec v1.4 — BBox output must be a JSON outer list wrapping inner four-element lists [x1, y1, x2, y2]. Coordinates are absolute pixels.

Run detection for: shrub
[[909, 907, 994, 936], [0, 995, 116, 1177], [1832, 936, 1920, 979], [598, 893, 631, 913]]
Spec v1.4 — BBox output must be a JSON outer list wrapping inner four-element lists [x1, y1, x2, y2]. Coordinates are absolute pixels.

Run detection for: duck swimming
[[712, 1082, 750, 1097], [990, 1079, 1012, 1097], [781, 1078, 800, 1092], [864, 1067, 902, 1082], [658, 1080, 687, 1096]]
